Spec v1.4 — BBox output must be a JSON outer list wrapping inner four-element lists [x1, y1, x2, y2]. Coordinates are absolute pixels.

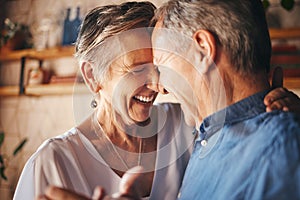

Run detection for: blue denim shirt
[[178, 90, 300, 200]]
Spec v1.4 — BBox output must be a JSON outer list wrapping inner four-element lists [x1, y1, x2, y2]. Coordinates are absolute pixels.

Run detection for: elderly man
[[120, 0, 300, 199], [37, 0, 300, 199], [150, 0, 300, 199]]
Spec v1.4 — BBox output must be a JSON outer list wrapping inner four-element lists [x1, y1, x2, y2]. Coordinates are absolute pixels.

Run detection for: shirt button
[[177, 192, 181, 198], [201, 140, 207, 146]]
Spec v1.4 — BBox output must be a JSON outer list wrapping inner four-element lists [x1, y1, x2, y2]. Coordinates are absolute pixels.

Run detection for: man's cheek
[[157, 67, 176, 91]]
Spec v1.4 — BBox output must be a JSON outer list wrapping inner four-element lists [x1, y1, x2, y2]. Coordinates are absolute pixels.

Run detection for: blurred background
[[0, 0, 299, 199]]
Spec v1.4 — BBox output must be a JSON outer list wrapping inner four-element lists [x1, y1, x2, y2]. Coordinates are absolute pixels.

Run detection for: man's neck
[[225, 71, 271, 106], [194, 69, 270, 127]]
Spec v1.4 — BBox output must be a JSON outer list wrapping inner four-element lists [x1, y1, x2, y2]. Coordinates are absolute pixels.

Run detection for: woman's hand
[[36, 186, 106, 200], [264, 87, 300, 113], [265, 66, 300, 113], [36, 166, 145, 200]]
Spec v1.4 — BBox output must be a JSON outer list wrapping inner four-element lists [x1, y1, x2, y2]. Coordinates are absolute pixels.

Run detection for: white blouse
[[13, 103, 194, 200]]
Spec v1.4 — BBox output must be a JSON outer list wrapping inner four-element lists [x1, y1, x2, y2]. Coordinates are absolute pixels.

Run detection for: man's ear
[[80, 62, 101, 93], [192, 30, 217, 73]]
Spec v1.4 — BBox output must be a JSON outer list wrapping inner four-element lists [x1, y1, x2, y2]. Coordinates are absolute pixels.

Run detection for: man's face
[[152, 22, 200, 127], [152, 21, 228, 126]]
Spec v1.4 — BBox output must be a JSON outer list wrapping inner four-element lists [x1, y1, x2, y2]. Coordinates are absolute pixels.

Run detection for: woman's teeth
[[134, 95, 154, 103]]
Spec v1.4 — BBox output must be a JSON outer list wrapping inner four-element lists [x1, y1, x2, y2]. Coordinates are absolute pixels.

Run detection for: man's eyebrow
[[153, 52, 164, 64]]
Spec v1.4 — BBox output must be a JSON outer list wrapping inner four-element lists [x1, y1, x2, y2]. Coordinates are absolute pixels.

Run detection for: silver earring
[[91, 99, 98, 108]]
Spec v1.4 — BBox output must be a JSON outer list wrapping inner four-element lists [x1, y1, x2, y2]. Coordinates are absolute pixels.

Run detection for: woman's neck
[[95, 100, 150, 152]]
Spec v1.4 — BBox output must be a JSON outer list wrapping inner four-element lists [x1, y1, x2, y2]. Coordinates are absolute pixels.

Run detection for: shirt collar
[[198, 89, 270, 142]]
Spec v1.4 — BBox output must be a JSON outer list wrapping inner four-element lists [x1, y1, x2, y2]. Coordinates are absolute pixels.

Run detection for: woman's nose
[[146, 66, 168, 94], [147, 82, 167, 94]]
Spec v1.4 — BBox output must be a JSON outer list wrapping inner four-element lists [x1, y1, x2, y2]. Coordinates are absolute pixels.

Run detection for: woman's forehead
[[119, 28, 152, 50], [112, 48, 153, 70]]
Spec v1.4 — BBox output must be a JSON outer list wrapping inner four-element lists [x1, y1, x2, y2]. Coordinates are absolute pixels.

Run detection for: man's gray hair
[[154, 0, 271, 74]]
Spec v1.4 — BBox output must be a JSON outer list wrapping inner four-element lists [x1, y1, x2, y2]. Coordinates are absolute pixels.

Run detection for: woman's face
[[101, 30, 159, 124]]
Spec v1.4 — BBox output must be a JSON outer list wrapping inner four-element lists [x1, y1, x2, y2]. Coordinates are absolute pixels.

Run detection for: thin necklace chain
[[93, 113, 143, 170]]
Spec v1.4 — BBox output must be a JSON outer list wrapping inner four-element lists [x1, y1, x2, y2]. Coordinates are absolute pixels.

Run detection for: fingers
[[264, 87, 300, 113], [36, 194, 50, 200], [102, 195, 137, 200], [92, 186, 106, 200], [38, 184, 135, 200], [43, 186, 90, 200], [267, 101, 300, 113], [117, 166, 145, 199], [264, 87, 287, 106], [271, 66, 283, 88], [266, 98, 290, 112]]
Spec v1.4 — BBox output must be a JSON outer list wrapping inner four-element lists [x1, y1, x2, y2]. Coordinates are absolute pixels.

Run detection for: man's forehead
[[151, 19, 163, 41], [152, 27, 193, 58], [154, 19, 164, 28]]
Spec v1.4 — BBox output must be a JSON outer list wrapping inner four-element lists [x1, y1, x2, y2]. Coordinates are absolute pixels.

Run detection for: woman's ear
[[192, 30, 217, 73], [80, 62, 101, 93]]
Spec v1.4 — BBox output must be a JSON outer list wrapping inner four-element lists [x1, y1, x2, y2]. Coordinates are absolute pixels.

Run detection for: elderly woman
[[14, 1, 300, 200], [13, 2, 194, 200]]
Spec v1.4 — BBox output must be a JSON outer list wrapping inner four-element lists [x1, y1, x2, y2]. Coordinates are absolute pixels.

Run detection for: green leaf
[[0, 155, 3, 165], [281, 0, 295, 11], [262, 0, 270, 10], [0, 166, 7, 181], [13, 138, 27, 156], [0, 132, 4, 147]]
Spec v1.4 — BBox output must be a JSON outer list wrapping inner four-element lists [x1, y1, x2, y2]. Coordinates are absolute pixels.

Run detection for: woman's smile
[[133, 94, 156, 104]]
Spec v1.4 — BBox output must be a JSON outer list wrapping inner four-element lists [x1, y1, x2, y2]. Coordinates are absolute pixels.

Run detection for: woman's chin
[[135, 117, 151, 126], [129, 112, 152, 126]]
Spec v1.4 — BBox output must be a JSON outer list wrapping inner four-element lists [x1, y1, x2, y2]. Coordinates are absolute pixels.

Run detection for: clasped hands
[[38, 166, 145, 200]]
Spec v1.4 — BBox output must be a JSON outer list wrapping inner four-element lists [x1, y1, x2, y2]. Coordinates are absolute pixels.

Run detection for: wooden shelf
[[0, 83, 88, 96], [284, 77, 300, 89], [0, 45, 75, 61], [0, 77, 298, 97], [269, 28, 300, 40], [0, 28, 298, 61], [0, 86, 19, 96]]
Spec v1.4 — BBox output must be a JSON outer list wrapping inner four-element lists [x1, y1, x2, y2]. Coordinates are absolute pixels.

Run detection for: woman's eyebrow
[[126, 61, 153, 69]]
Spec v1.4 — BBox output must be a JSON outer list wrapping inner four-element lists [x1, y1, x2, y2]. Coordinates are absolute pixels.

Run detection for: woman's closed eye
[[129, 64, 152, 75], [131, 66, 146, 74]]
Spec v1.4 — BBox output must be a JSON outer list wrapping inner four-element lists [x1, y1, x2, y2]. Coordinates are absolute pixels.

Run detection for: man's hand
[[265, 66, 300, 113]]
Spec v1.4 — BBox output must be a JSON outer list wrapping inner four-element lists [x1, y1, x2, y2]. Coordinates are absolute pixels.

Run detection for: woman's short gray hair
[[154, 0, 271, 74], [75, 1, 156, 83]]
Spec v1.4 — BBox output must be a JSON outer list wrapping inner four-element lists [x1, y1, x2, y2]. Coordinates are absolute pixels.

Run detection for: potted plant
[[0, 131, 27, 181], [263, 0, 296, 11], [0, 18, 32, 52]]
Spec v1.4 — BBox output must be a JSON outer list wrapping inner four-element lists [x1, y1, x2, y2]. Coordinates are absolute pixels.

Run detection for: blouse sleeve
[[13, 139, 65, 199], [13, 154, 40, 199]]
